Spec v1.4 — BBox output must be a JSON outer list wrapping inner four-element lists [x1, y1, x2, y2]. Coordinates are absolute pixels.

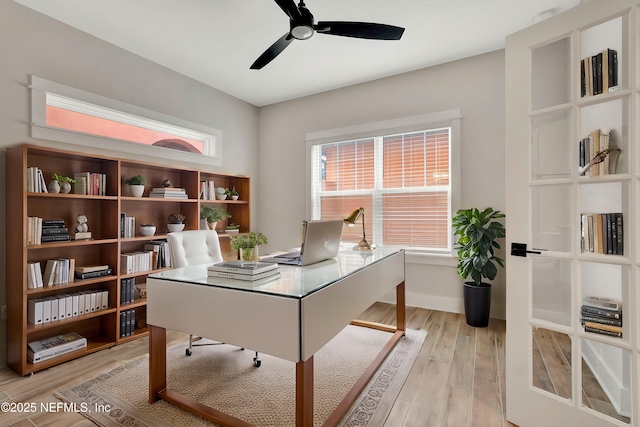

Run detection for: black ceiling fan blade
[[274, 0, 301, 20], [315, 21, 405, 40], [250, 33, 294, 70]]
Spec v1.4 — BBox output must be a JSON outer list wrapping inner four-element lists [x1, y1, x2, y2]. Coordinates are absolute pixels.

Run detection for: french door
[[505, 1, 638, 426]]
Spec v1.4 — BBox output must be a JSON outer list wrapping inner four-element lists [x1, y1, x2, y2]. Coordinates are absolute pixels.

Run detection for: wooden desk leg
[[149, 325, 167, 403], [396, 281, 406, 332], [296, 356, 314, 427]]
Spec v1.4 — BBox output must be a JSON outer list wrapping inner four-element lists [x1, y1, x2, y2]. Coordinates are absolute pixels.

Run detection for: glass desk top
[[149, 246, 404, 299]]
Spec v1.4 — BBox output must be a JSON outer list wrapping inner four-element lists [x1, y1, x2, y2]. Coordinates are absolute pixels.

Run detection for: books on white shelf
[[208, 261, 279, 281], [27, 332, 87, 364]]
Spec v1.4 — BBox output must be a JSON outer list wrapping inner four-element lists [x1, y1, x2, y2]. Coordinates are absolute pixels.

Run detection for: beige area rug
[[56, 326, 426, 427]]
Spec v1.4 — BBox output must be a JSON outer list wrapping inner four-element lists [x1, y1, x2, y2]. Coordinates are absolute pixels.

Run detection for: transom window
[[308, 110, 460, 252]]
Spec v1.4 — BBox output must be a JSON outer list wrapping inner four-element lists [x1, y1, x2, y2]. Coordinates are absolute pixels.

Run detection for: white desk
[[147, 247, 405, 427]]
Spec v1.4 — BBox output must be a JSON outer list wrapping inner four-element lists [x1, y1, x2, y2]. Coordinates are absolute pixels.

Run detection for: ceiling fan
[[250, 0, 405, 69]]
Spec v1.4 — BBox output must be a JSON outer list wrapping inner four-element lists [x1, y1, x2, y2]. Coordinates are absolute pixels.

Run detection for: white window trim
[[305, 109, 461, 264], [29, 75, 223, 167]]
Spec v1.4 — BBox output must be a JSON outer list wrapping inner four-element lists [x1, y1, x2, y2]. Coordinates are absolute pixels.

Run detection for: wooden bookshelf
[[5, 144, 250, 375]]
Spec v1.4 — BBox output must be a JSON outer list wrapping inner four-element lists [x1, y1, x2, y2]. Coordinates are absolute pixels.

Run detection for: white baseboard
[[378, 292, 506, 320]]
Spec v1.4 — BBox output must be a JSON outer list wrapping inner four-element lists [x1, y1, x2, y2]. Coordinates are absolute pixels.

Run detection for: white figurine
[[75, 214, 89, 233]]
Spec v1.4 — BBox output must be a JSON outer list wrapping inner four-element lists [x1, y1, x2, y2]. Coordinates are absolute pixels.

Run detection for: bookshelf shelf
[[6, 144, 250, 375]]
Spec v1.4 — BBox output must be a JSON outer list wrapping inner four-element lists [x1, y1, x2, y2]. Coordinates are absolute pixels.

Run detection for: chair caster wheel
[[186, 348, 192, 356], [254, 358, 261, 367]]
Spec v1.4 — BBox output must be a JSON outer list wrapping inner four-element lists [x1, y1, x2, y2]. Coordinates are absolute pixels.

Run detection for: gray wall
[[0, 1, 260, 369], [257, 50, 506, 318]]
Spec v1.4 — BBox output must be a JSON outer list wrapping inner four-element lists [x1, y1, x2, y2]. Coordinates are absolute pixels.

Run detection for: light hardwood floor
[[0, 304, 513, 427]]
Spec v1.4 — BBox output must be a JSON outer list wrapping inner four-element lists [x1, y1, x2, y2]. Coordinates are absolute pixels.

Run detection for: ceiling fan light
[[292, 25, 314, 40]]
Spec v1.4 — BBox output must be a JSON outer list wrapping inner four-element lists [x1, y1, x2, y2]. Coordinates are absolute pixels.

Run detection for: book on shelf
[[144, 240, 170, 269], [582, 296, 621, 311], [149, 187, 188, 199], [208, 269, 280, 281], [580, 304, 622, 320], [208, 260, 279, 275], [120, 214, 135, 238], [26, 167, 49, 193], [581, 48, 618, 97], [580, 212, 623, 255], [200, 180, 216, 200], [75, 268, 113, 280], [27, 261, 44, 289], [27, 332, 87, 364], [73, 172, 107, 196], [584, 325, 622, 338], [580, 314, 622, 327], [42, 258, 75, 286], [75, 264, 110, 274], [120, 308, 136, 337], [583, 321, 622, 334]]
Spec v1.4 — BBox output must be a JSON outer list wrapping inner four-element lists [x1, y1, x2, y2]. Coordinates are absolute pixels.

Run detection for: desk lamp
[[344, 207, 372, 251]]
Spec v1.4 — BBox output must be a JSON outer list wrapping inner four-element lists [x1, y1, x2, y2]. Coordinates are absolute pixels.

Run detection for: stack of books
[[73, 172, 107, 196], [74, 264, 112, 280], [580, 296, 622, 338], [26, 167, 48, 193], [40, 219, 71, 243], [580, 212, 623, 255], [200, 180, 216, 200], [581, 48, 618, 97], [149, 187, 188, 199], [208, 260, 279, 281], [27, 332, 87, 363], [120, 309, 136, 337]]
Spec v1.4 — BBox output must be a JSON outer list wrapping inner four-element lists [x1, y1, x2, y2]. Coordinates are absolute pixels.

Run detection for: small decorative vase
[[129, 184, 145, 197], [61, 182, 72, 194], [167, 223, 185, 232], [231, 195, 239, 201], [216, 194, 227, 200], [239, 247, 259, 263], [48, 180, 61, 193]]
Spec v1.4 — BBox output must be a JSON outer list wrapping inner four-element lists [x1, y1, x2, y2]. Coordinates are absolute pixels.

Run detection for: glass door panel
[[532, 257, 572, 326], [532, 111, 572, 180], [532, 184, 573, 253], [532, 38, 571, 110], [582, 338, 631, 424], [532, 327, 573, 401]]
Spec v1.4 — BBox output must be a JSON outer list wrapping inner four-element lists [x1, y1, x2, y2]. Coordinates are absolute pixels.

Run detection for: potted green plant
[[228, 187, 239, 201], [230, 231, 268, 262], [215, 187, 228, 200], [200, 205, 230, 230], [452, 207, 505, 327], [49, 173, 76, 194], [225, 223, 240, 234], [125, 175, 146, 197], [167, 213, 186, 232]]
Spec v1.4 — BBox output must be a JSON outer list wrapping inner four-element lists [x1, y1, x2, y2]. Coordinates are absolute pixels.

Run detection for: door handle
[[511, 242, 543, 257]]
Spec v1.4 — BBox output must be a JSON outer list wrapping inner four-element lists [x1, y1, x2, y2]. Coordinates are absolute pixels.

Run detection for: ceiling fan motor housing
[[290, 3, 314, 39]]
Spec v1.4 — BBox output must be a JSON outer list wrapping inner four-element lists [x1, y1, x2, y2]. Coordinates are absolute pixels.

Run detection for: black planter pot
[[463, 282, 491, 327]]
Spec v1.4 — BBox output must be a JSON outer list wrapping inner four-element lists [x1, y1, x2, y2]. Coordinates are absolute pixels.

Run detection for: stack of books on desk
[[208, 261, 279, 281]]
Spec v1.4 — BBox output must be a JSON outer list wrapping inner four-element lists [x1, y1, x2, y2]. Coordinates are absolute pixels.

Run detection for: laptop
[[262, 219, 343, 266]]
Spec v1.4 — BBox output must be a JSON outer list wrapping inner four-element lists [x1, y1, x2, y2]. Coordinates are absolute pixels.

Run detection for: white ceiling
[[15, 0, 582, 107]]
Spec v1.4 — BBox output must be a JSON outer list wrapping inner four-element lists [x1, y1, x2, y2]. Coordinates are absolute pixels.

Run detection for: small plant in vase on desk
[[230, 232, 268, 263]]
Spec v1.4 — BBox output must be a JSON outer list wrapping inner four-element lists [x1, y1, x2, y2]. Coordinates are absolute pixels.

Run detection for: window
[[29, 76, 222, 166], [307, 110, 460, 253]]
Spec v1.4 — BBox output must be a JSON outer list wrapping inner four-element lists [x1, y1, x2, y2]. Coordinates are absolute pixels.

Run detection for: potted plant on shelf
[[200, 205, 231, 231], [215, 187, 228, 200], [139, 223, 156, 236], [229, 187, 239, 201], [167, 213, 186, 232], [230, 231, 268, 263], [225, 223, 240, 234], [49, 173, 76, 194], [125, 175, 146, 197], [452, 207, 506, 327]]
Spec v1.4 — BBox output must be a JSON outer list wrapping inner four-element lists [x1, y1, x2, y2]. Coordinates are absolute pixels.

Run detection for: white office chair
[[167, 230, 261, 366]]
